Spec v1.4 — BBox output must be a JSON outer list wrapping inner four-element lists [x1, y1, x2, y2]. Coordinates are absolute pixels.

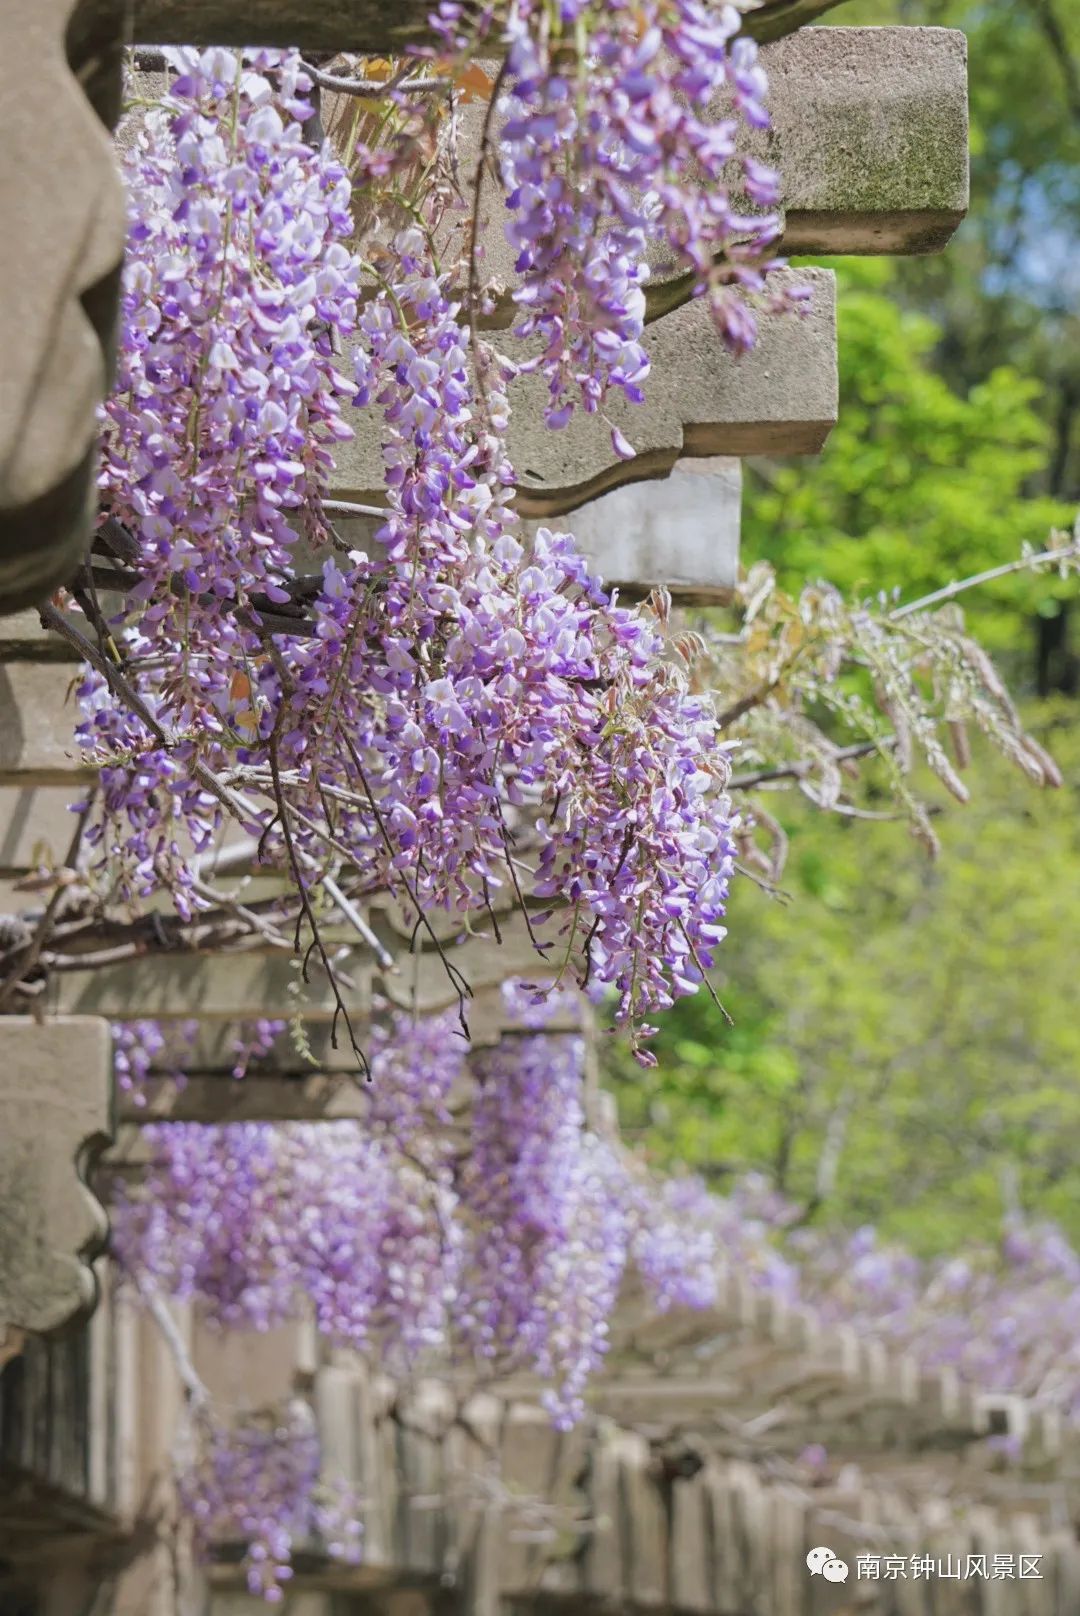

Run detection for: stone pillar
[[0, 1016, 112, 1342]]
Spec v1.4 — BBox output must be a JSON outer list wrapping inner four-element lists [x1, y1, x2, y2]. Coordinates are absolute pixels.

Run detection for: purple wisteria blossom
[[176, 1401, 361, 1602], [494, 0, 802, 429], [87, 46, 741, 1052], [430, 0, 801, 431], [112, 1015, 719, 1427]]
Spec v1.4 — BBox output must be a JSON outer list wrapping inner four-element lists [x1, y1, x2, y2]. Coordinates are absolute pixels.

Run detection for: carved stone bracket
[[0, 1017, 113, 1339]]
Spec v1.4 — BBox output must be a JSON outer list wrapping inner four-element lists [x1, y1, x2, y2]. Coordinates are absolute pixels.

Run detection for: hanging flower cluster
[[113, 1016, 198, 1108], [178, 1401, 362, 1602], [82, 45, 747, 1056], [113, 1011, 463, 1353], [493, 0, 799, 431]]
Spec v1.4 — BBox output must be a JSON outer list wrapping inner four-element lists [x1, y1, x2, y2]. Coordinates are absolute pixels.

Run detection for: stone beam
[[45, 906, 558, 1023], [767, 27, 969, 257], [116, 1004, 583, 1121], [334, 268, 836, 518], [0, 1018, 112, 1336], [316, 455, 743, 601], [536, 459, 740, 599], [645, 25, 969, 322], [69, 0, 846, 52], [523, 459, 740, 601], [0, 787, 85, 876], [117, 1072, 373, 1125], [46, 950, 373, 1022], [148, 1019, 367, 1074], [329, 459, 742, 601], [0, 661, 93, 786]]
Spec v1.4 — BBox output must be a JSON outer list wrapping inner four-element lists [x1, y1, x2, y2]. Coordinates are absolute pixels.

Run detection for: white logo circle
[[806, 1545, 849, 1581]]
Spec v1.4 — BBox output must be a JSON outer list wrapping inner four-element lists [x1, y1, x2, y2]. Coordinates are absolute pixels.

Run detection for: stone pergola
[[6, 1249, 1080, 1616], [0, 5, 984, 1611]]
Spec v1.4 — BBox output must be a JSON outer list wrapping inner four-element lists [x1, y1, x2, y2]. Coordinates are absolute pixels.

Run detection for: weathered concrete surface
[[47, 950, 374, 1023], [0, 610, 83, 661], [378, 907, 561, 1017], [767, 27, 969, 257], [646, 27, 969, 321], [0, 786, 85, 875], [115, 989, 584, 1120], [0, 1017, 111, 1334], [45, 906, 558, 1024], [0, 2, 126, 615], [312, 460, 741, 599], [117, 1072, 377, 1124], [522, 458, 741, 601], [334, 268, 836, 516]]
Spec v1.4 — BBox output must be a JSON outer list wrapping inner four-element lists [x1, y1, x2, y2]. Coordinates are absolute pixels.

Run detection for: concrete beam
[[46, 949, 373, 1022], [116, 1072, 372, 1124], [144, 1019, 363, 1074], [0, 660, 93, 786], [70, 0, 847, 51], [0, 610, 82, 661], [44, 907, 558, 1024], [0, 786, 85, 875], [522, 458, 741, 602], [116, 1011, 582, 1121], [317, 457, 742, 598], [767, 27, 969, 257]]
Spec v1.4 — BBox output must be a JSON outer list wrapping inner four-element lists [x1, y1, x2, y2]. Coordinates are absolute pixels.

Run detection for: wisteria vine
[[8, 8, 1072, 1602], [63, 8, 792, 1062]]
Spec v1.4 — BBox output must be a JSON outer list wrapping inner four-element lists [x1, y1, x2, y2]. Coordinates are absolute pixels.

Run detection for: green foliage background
[[607, 0, 1080, 1253]]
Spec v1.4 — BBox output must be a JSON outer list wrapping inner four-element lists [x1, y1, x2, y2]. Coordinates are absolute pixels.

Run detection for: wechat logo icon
[[806, 1546, 849, 1583]]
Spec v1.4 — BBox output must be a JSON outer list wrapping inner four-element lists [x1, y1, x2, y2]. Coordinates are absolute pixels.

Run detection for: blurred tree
[[608, 707, 1080, 1254], [830, 0, 1080, 512], [794, 0, 1080, 678]]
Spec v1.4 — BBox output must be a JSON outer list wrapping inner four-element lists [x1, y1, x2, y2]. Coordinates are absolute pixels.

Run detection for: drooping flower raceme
[[177, 1401, 362, 1603], [460, 1033, 632, 1424], [112, 1010, 465, 1353], [85, 51, 740, 1057], [113, 1017, 199, 1107], [495, 0, 798, 432]]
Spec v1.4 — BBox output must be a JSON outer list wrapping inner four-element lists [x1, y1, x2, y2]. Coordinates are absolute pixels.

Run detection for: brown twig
[[0, 795, 97, 1010], [265, 661, 370, 1075], [300, 60, 452, 98], [341, 732, 474, 1039]]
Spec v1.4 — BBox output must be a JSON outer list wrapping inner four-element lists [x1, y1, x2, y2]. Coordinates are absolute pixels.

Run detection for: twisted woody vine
[[1, 0, 1078, 1600]]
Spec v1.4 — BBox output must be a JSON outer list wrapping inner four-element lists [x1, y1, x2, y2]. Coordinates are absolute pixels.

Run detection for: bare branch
[[299, 60, 452, 98]]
